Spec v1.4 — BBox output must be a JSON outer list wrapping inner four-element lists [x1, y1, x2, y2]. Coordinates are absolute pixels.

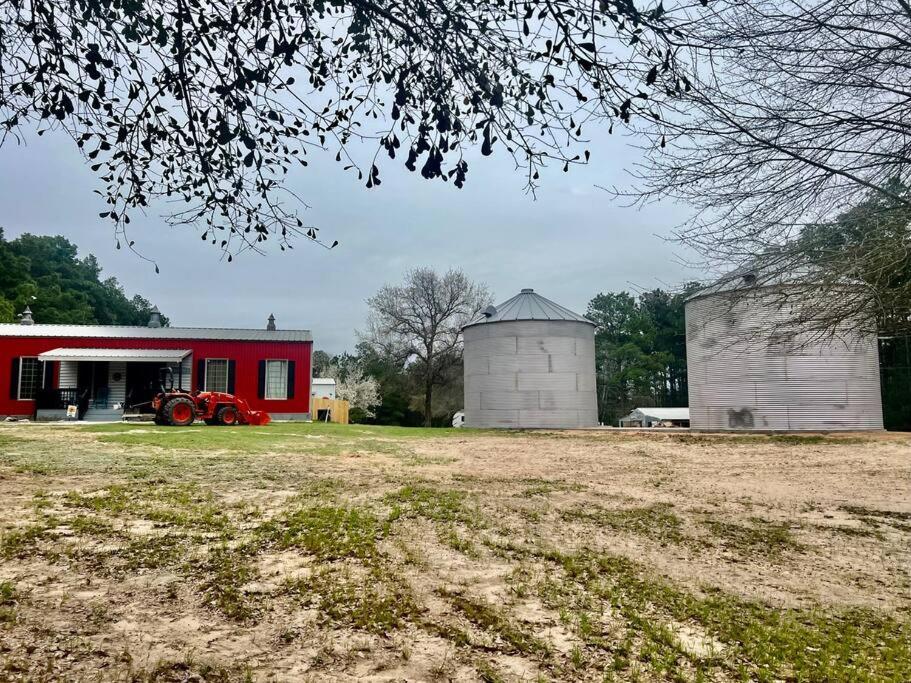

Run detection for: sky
[[0, 124, 696, 354]]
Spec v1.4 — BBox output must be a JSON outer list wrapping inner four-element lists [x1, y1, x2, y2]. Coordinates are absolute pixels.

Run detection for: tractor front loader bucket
[[243, 410, 272, 426]]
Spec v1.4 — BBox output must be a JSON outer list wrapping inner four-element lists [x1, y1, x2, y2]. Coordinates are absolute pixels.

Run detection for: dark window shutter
[[9, 358, 20, 400], [227, 360, 236, 395], [196, 358, 205, 391], [257, 360, 266, 399], [287, 360, 296, 399], [42, 361, 55, 389]]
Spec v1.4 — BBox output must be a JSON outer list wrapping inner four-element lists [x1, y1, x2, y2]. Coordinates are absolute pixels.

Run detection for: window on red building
[[17, 357, 41, 400], [205, 359, 229, 393], [264, 360, 288, 400]]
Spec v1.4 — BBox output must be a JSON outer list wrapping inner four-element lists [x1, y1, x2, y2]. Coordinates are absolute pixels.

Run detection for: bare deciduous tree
[[361, 268, 489, 426], [622, 0, 911, 334]]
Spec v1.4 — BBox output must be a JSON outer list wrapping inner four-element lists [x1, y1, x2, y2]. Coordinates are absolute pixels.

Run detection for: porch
[[35, 348, 192, 421]]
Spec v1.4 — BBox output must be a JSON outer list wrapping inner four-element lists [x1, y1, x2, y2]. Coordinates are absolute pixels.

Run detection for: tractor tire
[[163, 397, 196, 426], [215, 405, 239, 426]]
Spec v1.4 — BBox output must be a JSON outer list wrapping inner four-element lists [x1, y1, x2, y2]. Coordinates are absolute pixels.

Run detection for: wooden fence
[[310, 397, 350, 424]]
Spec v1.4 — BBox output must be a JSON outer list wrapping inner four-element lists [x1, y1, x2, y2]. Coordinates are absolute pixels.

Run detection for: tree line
[[0, 230, 166, 326]]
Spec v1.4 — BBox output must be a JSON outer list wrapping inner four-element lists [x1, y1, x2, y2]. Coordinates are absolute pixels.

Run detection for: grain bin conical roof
[[463, 288, 594, 329]]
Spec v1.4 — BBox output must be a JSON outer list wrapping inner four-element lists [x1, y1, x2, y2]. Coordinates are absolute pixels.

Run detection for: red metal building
[[0, 309, 312, 421]]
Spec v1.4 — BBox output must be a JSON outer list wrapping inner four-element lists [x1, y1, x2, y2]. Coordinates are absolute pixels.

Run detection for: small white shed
[[620, 407, 690, 428], [311, 377, 337, 400]]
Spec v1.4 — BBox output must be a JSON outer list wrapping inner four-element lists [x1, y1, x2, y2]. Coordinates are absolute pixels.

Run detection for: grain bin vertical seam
[[462, 288, 598, 428], [685, 275, 884, 431]]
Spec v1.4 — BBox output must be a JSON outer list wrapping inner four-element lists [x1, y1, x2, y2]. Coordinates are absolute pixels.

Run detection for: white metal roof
[[464, 288, 594, 328], [38, 348, 192, 363], [625, 407, 690, 421], [0, 323, 312, 342], [312, 378, 337, 385]]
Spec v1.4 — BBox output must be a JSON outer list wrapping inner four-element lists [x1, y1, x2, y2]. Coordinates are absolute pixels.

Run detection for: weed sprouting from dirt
[[561, 503, 686, 545], [703, 517, 804, 557], [0, 580, 19, 623], [439, 589, 549, 656], [284, 565, 420, 633]]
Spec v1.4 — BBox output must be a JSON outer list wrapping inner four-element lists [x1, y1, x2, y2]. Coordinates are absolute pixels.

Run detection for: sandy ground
[[0, 425, 908, 681]]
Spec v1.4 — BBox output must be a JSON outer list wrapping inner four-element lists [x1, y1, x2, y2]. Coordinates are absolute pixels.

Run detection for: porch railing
[[35, 388, 90, 420]]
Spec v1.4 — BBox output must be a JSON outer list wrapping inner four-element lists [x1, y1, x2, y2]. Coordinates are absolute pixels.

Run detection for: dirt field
[[0, 423, 909, 681]]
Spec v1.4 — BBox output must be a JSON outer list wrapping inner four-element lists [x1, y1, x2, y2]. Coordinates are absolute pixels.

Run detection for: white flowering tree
[[325, 363, 381, 421]]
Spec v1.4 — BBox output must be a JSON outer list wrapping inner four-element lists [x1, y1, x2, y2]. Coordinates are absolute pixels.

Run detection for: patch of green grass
[[841, 505, 911, 533], [83, 421, 474, 454], [561, 503, 685, 544], [193, 543, 261, 622], [116, 532, 190, 571], [0, 580, 18, 624], [284, 565, 419, 633], [385, 485, 481, 527], [439, 525, 480, 558], [531, 547, 910, 682], [474, 658, 506, 682], [256, 505, 385, 560], [520, 478, 587, 497], [0, 521, 56, 559], [440, 589, 549, 656], [65, 483, 232, 532], [703, 517, 803, 557]]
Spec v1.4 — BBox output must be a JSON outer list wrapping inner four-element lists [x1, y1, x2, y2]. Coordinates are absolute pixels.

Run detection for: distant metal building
[[462, 288, 597, 428], [620, 407, 690, 428], [311, 377, 337, 400], [686, 275, 883, 431]]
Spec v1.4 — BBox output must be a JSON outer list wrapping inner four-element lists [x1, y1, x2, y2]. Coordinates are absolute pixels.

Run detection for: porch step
[[82, 409, 125, 422]]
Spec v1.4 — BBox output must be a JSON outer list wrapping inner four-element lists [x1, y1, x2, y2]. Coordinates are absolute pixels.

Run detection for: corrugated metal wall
[[686, 289, 883, 431], [107, 362, 126, 407], [59, 361, 77, 388], [464, 320, 598, 428]]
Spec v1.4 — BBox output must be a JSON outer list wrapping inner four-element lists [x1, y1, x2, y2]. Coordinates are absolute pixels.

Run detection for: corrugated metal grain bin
[[686, 276, 883, 431], [462, 289, 597, 428]]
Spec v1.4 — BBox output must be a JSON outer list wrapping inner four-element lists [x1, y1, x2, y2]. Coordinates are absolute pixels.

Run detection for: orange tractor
[[152, 368, 271, 427]]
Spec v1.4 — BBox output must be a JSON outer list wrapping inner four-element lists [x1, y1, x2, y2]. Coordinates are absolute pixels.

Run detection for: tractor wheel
[[216, 405, 239, 426], [163, 397, 196, 426]]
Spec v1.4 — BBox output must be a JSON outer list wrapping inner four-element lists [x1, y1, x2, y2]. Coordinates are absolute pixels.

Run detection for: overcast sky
[[0, 125, 696, 354]]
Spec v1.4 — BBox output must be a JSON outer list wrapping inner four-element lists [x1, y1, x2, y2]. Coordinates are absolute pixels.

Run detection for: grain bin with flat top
[[462, 288, 597, 428]]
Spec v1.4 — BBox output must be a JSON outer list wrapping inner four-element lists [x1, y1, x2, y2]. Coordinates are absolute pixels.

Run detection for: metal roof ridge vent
[[147, 306, 162, 328], [19, 306, 34, 325], [267, 313, 276, 331]]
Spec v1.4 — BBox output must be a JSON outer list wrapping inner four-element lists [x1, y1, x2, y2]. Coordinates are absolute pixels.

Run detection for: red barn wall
[[0, 335, 312, 418]]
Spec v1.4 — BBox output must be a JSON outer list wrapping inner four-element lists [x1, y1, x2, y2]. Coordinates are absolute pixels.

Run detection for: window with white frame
[[264, 360, 288, 399], [205, 359, 229, 393], [18, 357, 41, 400]]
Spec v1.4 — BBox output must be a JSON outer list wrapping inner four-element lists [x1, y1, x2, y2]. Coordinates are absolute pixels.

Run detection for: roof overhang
[[37, 348, 192, 363]]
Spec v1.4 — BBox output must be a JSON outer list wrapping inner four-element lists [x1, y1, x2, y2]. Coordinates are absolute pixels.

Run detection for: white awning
[[37, 348, 192, 363]]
